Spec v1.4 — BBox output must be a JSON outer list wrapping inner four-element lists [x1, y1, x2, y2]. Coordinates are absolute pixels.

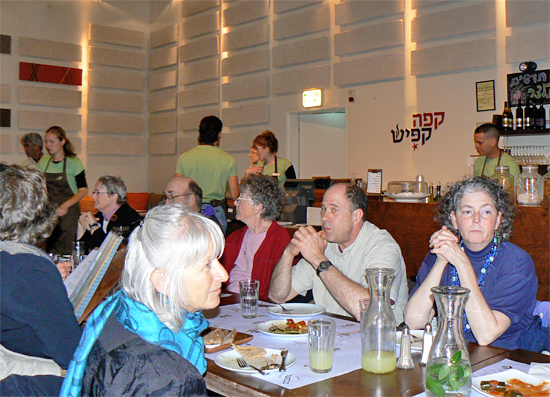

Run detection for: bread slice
[[203, 328, 230, 345], [231, 344, 266, 360], [222, 328, 237, 345]]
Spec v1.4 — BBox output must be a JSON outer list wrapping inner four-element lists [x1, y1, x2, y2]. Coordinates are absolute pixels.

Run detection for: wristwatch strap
[[316, 260, 333, 277]]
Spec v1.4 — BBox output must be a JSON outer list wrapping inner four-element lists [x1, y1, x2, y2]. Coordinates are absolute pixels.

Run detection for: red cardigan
[[221, 222, 290, 301]]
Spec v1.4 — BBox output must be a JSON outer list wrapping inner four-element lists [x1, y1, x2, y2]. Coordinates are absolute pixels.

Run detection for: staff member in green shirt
[[473, 123, 520, 180], [246, 130, 296, 187], [38, 126, 87, 255]]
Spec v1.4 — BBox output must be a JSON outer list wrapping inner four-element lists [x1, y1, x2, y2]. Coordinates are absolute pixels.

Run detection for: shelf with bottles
[[499, 99, 547, 135], [499, 128, 549, 136]]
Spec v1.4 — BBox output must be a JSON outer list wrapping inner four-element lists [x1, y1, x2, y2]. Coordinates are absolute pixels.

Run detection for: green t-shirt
[[474, 151, 520, 180], [175, 145, 237, 202], [38, 155, 86, 194], [258, 156, 294, 186]]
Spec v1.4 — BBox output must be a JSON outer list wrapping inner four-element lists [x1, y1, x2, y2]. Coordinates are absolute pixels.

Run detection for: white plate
[[277, 221, 293, 226], [396, 330, 424, 352], [384, 193, 429, 202], [215, 348, 297, 374], [256, 320, 308, 338], [267, 303, 325, 318], [472, 369, 550, 397]]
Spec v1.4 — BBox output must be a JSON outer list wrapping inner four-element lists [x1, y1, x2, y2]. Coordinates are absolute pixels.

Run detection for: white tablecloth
[[203, 303, 362, 390]]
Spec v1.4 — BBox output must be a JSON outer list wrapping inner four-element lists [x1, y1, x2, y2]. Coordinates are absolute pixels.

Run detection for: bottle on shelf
[[536, 99, 546, 130], [515, 101, 524, 130], [524, 100, 535, 129], [501, 101, 513, 131], [434, 181, 442, 202]]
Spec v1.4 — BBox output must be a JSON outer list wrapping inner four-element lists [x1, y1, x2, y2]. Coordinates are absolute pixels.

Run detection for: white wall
[[1, 0, 548, 195], [0, 1, 160, 192]]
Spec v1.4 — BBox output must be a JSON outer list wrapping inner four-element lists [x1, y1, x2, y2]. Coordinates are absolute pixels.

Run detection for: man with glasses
[[164, 176, 221, 227]]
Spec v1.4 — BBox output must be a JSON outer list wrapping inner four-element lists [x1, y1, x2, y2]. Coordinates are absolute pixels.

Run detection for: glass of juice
[[308, 318, 336, 373]]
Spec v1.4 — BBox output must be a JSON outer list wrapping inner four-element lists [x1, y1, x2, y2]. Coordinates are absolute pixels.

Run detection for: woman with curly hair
[[221, 174, 289, 300], [404, 177, 546, 351], [246, 130, 296, 186]]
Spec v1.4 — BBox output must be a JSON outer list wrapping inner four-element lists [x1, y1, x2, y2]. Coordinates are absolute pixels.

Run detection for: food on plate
[[479, 378, 550, 397], [269, 319, 308, 334], [231, 344, 267, 360], [203, 328, 237, 345]]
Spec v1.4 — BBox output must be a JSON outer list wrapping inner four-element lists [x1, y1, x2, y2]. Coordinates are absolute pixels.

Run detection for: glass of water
[[239, 280, 259, 318]]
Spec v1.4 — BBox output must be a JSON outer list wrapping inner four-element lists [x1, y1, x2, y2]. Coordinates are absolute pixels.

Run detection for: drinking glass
[[239, 280, 259, 318], [308, 318, 336, 373]]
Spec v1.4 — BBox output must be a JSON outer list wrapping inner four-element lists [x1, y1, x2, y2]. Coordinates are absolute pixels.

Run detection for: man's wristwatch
[[90, 222, 101, 230], [316, 260, 333, 277]]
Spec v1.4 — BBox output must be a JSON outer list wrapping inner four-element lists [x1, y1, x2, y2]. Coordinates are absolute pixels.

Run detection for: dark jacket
[[0, 250, 81, 369], [82, 314, 207, 396], [80, 203, 142, 250]]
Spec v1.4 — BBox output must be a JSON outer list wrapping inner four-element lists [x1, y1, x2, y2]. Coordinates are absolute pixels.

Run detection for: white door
[[298, 112, 347, 179]]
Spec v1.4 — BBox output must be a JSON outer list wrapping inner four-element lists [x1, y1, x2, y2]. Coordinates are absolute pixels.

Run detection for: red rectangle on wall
[[19, 62, 82, 86]]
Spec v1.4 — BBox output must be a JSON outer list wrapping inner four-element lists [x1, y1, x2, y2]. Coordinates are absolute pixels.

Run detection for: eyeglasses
[[235, 196, 254, 204], [92, 190, 109, 196], [164, 193, 192, 202]]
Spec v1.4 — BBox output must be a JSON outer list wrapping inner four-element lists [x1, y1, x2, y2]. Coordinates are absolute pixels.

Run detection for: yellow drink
[[361, 350, 396, 374], [309, 350, 334, 373]]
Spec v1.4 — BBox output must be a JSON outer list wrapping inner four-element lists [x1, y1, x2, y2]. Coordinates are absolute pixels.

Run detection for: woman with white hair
[[58, 205, 228, 395], [78, 175, 142, 249]]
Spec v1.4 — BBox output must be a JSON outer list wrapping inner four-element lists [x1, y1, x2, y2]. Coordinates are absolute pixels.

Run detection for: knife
[[279, 349, 288, 372]]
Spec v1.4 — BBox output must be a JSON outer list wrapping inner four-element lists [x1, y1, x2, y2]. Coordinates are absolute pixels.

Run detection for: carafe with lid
[[360, 268, 396, 374], [425, 286, 471, 397]]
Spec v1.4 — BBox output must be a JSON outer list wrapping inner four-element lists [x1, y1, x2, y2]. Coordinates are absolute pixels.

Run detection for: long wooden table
[[204, 296, 549, 397]]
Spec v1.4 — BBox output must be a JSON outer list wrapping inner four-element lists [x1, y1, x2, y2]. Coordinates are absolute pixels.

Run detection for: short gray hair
[[436, 176, 516, 242], [0, 164, 57, 244], [121, 204, 225, 331], [96, 175, 127, 204], [240, 174, 285, 221], [20, 133, 43, 150]]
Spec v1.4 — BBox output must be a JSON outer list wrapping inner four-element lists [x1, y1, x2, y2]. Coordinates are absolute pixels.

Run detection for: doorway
[[292, 110, 347, 179]]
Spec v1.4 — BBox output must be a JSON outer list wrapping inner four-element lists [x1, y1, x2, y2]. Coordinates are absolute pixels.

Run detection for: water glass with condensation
[[308, 318, 336, 373], [239, 280, 259, 318]]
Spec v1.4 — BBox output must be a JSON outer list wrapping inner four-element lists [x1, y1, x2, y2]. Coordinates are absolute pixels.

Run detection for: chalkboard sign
[[507, 69, 550, 107]]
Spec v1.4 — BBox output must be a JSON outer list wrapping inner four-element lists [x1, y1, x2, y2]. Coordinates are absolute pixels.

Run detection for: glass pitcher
[[425, 286, 472, 397], [360, 268, 396, 374]]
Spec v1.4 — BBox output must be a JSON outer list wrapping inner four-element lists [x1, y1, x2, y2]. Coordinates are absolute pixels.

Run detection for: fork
[[236, 357, 266, 375], [277, 303, 294, 312]]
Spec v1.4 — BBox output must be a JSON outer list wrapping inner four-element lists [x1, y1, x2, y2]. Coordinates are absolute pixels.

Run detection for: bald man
[[473, 123, 520, 179], [164, 176, 220, 227]]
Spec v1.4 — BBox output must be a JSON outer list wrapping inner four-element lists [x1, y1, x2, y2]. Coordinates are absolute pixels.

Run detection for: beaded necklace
[[449, 237, 500, 338]]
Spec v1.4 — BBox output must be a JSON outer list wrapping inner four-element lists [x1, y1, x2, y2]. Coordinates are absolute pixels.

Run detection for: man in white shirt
[[269, 183, 408, 323], [20, 133, 44, 167]]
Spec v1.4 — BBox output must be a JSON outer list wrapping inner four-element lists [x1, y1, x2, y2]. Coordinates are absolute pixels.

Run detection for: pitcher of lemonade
[[425, 286, 472, 397], [360, 268, 396, 374]]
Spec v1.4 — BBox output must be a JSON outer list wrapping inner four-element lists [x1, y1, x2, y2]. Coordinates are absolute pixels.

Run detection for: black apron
[[44, 157, 81, 255]]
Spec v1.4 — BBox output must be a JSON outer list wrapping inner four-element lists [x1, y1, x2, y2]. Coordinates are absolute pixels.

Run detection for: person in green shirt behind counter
[[473, 123, 520, 180]]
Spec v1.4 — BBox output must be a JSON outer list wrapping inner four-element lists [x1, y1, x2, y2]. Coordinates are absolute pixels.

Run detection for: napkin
[[529, 362, 550, 381]]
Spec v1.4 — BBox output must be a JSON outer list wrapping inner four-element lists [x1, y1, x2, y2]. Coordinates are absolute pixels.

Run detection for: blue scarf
[[60, 290, 208, 397]]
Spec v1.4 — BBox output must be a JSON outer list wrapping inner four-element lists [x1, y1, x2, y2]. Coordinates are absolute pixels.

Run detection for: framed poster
[[476, 80, 495, 112], [366, 169, 382, 196]]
